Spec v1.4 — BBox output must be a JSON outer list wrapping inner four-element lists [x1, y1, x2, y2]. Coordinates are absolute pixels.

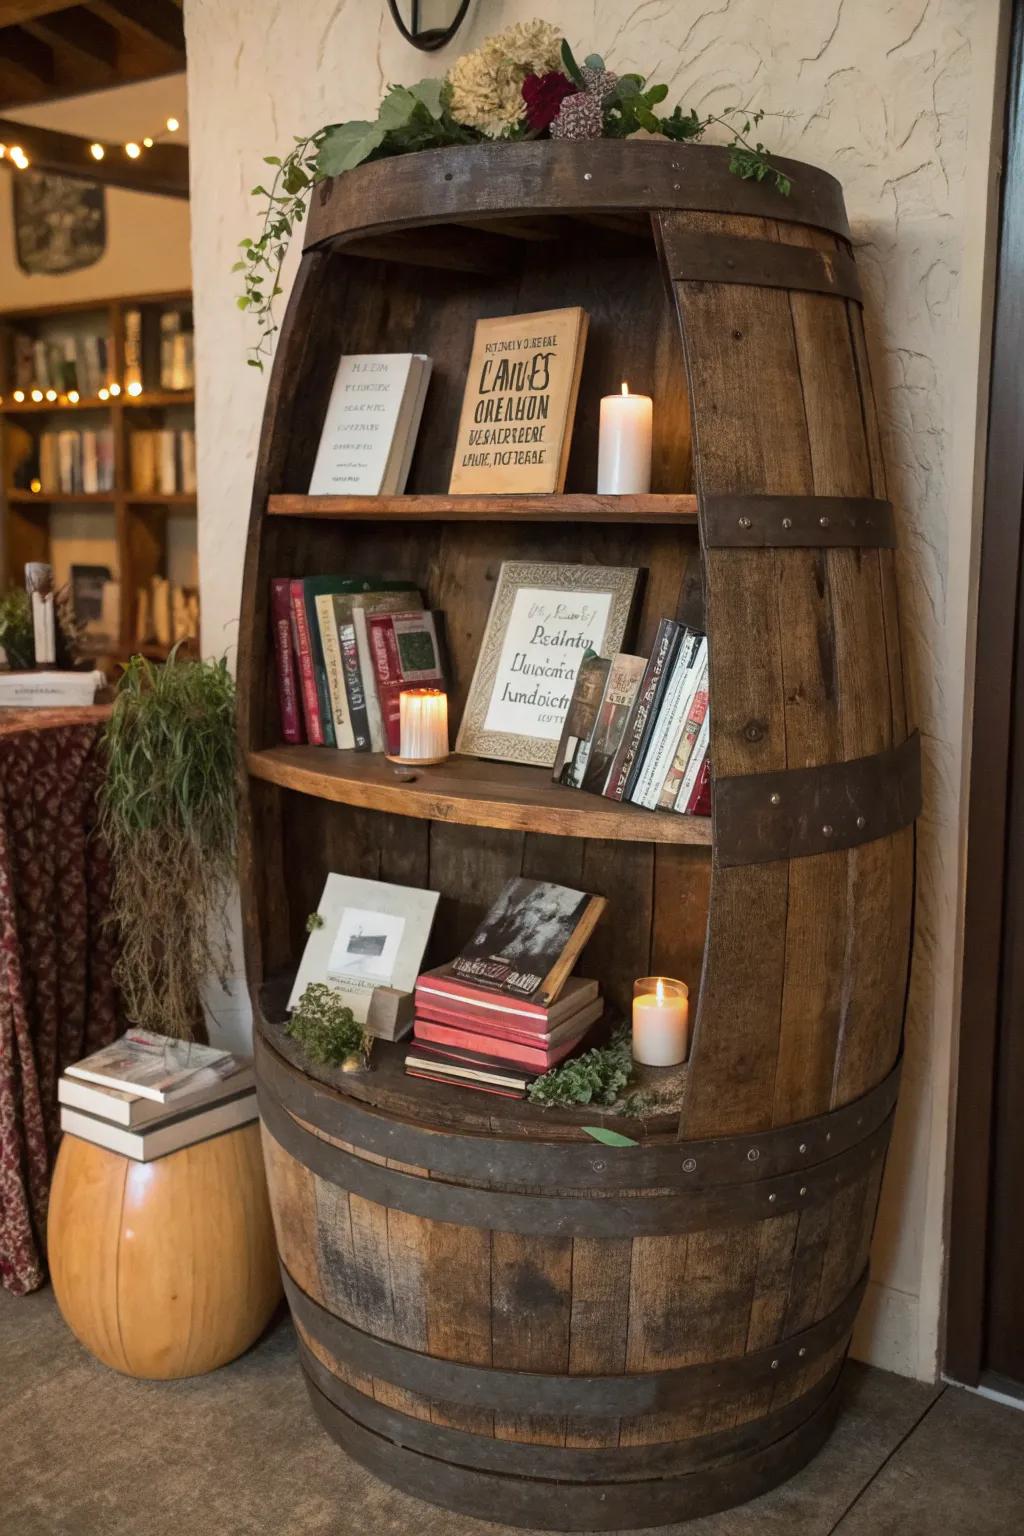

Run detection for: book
[[448, 307, 589, 495], [411, 1018, 591, 1072], [124, 308, 143, 392], [552, 652, 610, 788], [271, 577, 305, 743], [580, 652, 647, 794], [289, 579, 326, 744], [658, 654, 709, 810], [683, 744, 712, 817], [319, 587, 424, 750], [677, 711, 711, 813], [60, 1089, 258, 1162], [65, 1029, 235, 1103], [405, 1047, 533, 1095], [158, 429, 177, 494], [288, 872, 440, 1029], [352, 608, 385, 752], [449, 877, 606, 1005], [630, 631, 706, 809], [404, 1067, 526, 1100], [315, 592, 350, 748], [58, 1061, 254, 1128], [415, 966, 599, 1031], [130, 430, 157, 493], [297, 577, 420, 748], [415, 994, 604, 1050], [308, 353, 432, 495], [0, 671, 104, 707], [366, 610, 446, 756], [339, 622, 371, 750], [603, 618, 681, 801]]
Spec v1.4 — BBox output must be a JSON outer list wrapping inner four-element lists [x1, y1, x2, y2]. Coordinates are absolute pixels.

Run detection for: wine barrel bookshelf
[[239, 140, 920, 1529]]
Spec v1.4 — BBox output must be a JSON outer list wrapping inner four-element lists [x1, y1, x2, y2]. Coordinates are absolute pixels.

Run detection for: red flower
[[522, 71, 578, 133]]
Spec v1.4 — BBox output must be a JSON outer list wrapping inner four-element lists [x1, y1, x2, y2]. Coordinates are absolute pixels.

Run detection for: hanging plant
[[99, 648, 238, 1041], [237, 20, 789, 369]]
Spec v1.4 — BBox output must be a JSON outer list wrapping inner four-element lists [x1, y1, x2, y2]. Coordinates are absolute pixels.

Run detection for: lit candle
[[598, 382, 653, 494], [398, 688, 449, 762], [632, 976, 689, 1066]]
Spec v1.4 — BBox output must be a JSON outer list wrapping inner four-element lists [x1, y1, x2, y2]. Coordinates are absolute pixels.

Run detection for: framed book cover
[[456, 560, 641, 767], [288, 874, 440, 1028]]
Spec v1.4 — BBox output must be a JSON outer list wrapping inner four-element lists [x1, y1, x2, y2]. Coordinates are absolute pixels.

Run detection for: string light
[[126, 381, 143, 397], [143, 137, 153, 148], [9, 146, 29, 170], [30, 388, 43, 402], [67, 390, 80, 404], [30, 478, 42, 494], [81, 114, 183, 168], [98, 387, 110, 401], [166, 117, 179, 132], [125, 142, 141, 159], [90, 143, 104, 160], [44, 388, 57, 401], [0, 145, 6, 159], [108, 382, 122, 397], [13, 390, 25, 403]]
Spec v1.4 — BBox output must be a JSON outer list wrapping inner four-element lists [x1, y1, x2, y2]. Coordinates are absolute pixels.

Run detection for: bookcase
[[242, 141, 920, 1527], [0, 289, 197, 662]]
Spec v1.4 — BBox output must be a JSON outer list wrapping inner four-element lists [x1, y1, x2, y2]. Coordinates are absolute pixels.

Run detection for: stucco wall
[[183, 0, 1006, 1381]]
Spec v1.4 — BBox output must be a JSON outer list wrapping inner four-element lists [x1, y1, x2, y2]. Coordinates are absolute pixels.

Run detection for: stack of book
[[12, 330, 110, 397], [405, 877, 606, 1099], [58, 1029, 255, 1161], [38, 429, 116, 494], [135, 575, 200, 648], [553, 620, 710, 817], [123, 306, 195, 394], [129, 428, 197, 494], [271, 575, 446, 752]]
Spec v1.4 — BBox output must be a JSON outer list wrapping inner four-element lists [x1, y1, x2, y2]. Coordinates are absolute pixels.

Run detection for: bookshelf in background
[[0, 290, 198, 664]]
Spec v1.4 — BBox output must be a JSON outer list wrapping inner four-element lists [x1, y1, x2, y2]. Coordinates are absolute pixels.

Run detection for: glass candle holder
[[631, 976, 689, 1067], [397, 687, 449, 763]]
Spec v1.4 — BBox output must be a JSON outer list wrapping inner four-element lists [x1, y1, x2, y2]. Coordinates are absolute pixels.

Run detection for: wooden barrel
[[241, 140, 919, 1528]]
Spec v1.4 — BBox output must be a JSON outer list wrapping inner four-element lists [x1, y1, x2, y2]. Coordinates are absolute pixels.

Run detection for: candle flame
[[656, 978, 665, 1004], [621, 381, 629, 396]]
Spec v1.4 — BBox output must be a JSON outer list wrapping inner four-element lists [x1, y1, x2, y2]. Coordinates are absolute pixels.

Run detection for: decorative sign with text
[[448, 308, 589, 495], [456, 560, 641, 767]]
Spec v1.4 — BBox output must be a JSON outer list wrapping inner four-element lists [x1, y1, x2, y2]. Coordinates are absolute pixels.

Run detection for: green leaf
[[409, 76, 445, 119], [236, 295, 251, 309], [583, 52, 606, 70], [317, 119, 387, 175], [230, 261, 246, 272], [263, 155, 282, 165], [645, 83, 668, 106], [377, 85, 421, 131], [561, 37, 585, 87], [582, 1126, 638, 1147]]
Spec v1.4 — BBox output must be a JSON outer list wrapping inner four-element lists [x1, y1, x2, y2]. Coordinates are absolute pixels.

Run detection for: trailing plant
[[287, 982, 369, 1069], [99, 648, 238, 1041], [238, 20, 789, 367], [0, 587, 35, 669], [528, 1026, 635, 1108]]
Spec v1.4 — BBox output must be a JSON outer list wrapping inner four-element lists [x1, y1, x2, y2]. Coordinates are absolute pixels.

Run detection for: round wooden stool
[[48, 1120, 282, 1379]]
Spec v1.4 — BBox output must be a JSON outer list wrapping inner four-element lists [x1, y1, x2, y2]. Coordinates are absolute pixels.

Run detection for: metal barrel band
[[254, 1025, 900, 1192], [662, 231, 861, 303], [259, 1083, 894, 1238], [282, 1261, 867, 1417], [701, 494, 896, 549], [302, 1370, 842, 1530], [714, 731, 922, 868], [298, 1334, 842, 1483]]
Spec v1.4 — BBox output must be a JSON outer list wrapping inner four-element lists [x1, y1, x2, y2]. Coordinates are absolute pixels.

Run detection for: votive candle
[[632, 976, 689, 1067], [398, 687, 449, 761], [598, 382, 653, 494]]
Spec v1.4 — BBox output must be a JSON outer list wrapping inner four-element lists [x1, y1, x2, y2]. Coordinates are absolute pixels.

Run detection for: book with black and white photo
[[59, 1058, 253, 1128], [308, 352, 432, 496], [449, 877, 607, 1006], [551, 652, 610, 788], [581, 652, 648, 795], [65, 1029, 237, 1103]]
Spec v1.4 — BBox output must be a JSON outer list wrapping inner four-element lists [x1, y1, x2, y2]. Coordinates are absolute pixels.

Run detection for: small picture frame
[[455, 560, 641, 767]]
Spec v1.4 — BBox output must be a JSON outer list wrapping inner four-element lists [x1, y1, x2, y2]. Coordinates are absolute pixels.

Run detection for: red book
[[289, 579, 323, 745], [366, 610, 445, 755], [405, 1068, 525, 1100], [685, 751, 712, 816], [414, 968, 599, 1031], [412, 1017, 591, 1072], [270, 579, 305, 744], [415, 995, 604, 1048]]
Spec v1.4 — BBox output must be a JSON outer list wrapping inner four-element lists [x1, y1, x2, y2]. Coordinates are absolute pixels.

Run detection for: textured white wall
[[183, 0, 1006, 1380]]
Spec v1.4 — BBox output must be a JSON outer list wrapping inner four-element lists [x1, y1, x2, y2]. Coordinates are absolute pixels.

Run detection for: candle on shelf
[[397, 687, 449, 763], [597, 382, 653, 494], [632, 976, 689, 1067]]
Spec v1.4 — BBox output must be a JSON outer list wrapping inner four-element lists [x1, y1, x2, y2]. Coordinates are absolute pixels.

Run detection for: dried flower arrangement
[[238, 20, 788, 368]]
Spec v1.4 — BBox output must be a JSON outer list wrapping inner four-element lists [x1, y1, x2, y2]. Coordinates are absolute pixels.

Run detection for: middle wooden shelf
[[248, 745, 712, 845]]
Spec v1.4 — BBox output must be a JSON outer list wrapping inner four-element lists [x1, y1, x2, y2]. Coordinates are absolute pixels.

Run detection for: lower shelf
[[247, 746, 712, 846]]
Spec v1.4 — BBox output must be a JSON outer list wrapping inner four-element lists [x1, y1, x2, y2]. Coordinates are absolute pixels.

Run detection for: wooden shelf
[[247, 746, 712, 845], [6, 489, 114, 504], [267, 492, 699, 524], [122, 390, 194, 408], [1, 396, 111, 415], [124, 492, 196, 507]]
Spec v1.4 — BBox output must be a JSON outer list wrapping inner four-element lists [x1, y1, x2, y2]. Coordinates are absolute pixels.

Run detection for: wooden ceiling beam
[[0, 115, 189, 198], [0, 26, 56, 88], [24, 8, 118, 77], [89, 0, 185, 61], [0, 1, 71, 23]]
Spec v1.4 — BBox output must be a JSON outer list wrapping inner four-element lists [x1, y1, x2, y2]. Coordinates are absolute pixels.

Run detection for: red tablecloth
[[0, 708, 120, 1292]]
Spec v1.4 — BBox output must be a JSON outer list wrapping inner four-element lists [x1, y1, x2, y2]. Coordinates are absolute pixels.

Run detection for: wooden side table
[[47, 1119, 282, 1379]]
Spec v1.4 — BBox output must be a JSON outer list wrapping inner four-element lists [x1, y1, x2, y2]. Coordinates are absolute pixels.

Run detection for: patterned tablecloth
[[0, 707, 120, 1293]]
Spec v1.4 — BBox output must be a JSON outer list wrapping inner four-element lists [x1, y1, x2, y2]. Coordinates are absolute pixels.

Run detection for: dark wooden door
[[947, 0, 1024, 1391]]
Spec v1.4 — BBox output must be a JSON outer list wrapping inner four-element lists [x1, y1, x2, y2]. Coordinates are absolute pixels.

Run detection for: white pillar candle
[[597, 382, 653, 494], [632, 976, 689, 1067], [398, 688, 449, 761]]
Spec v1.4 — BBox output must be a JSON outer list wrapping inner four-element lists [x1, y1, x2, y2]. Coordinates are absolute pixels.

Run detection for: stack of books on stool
[[58, 1029, 256, 1162], [404, 876, 607, 1100]]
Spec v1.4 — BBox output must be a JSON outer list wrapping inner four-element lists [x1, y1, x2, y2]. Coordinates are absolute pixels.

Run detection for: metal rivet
[[819, 515, 830, 528], [856, 815, 866, 829], [770, 792, 781, 807], [771, 1359, 780, 1370], [798, 1347, 807, 1358], [682, 1157, 697, 1173], [673, 182, 681, 191], [825, 1132, 832, 1142], [822, 823, 834, 837], [738, 516, 752, 529], [782, 517, 793, 529], [443, 172, 453, 181], [799, 1143, 808, 1154], [591, 1159, 606, 1172], [856, 1116, 863, 1127], [671, 161, 679, 169], [768, 1193, 777, 1203], [747, 1148, 760, 1163], [799, 1186, 808, 1197], [583, 172, 593, 181]]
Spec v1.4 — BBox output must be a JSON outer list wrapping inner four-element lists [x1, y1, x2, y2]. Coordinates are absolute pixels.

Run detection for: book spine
[[404, 1068, 525, 1100], [629, 639, 695, 808], [339, 622, 371, 750], [352, 608, 385, 752], [419, 974, 547, 1019], [270, 579, 304, 744], [302, 586, 336, 747], [658, 662, 709, 809], [686, 751, 712, 817], [289, 580, 324, 745], [412, 1020, 572, 1071], [604, 620, 680, 801], [414, 1001, 555, 1041], [677, 712, 711, 812], [315, 593, 352, 748], [367, 613, 404, 755]]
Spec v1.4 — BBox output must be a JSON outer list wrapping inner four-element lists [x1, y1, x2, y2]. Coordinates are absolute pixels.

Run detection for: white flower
[[447, 19, 563, 138]]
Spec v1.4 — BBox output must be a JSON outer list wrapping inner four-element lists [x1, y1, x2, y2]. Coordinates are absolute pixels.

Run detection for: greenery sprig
[[528, 1026, 635, 1108], [287, 982, 369, 1068]]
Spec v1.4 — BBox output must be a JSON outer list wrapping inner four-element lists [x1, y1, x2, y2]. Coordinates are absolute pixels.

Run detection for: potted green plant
[[99, 648, 237, 1041]]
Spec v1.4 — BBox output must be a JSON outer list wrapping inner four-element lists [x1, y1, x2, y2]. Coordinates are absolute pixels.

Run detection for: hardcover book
[[271, 577, 305, 743], [60, 1090, 258, 1163], [551, 652, 610, 788], [449, 877, 606, 1005], [603, 618, 682, 801], [448, 307, 589, 495], [65, 1030, 235, 1104], [658, 652, 709, 810], [58, 1062, 254, 1129], [367, 610, 447, 756], [308, 353, 432, 495], [316, 588, 424, 749], [581, 652, 647, 794], [631, 631, 706, 809]]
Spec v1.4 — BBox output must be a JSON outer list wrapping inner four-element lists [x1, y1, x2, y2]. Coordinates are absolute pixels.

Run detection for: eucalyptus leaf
[[582, 1126, 639, 1148], [584, 52, 606, 70], [317, 119, 387, 175]]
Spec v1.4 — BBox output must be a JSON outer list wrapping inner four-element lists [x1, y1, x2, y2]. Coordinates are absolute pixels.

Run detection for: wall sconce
[[386, 0, 472, 51]]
